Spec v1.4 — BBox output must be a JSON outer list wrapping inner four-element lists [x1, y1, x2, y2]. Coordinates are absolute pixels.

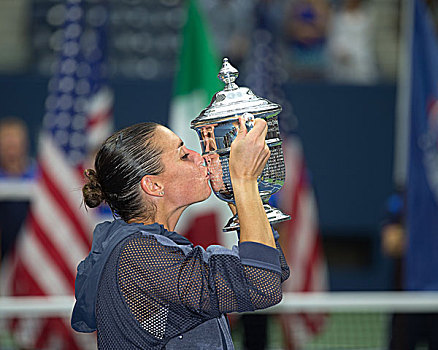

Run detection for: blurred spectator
[[381, 189, 406, 350], [0, 117, 36, 261], [381, 188, 405, 291], [201, 0, 254, 67], [381, 188, 438, 349], [282, 0, 331, 80], [326, 0, 378, 84], [0, 117, 34, 178]]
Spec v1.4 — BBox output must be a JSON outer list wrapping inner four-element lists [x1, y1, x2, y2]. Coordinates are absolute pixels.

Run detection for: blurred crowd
[[0, 0, 400, 84], [0, 0, 437, 348], [203, 0, 382, 84]]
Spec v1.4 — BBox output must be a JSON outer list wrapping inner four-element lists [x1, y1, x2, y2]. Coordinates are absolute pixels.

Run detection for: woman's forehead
[[155, 125, 182, 150]]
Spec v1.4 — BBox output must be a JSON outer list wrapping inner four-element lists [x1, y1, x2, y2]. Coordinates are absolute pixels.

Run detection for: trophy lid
[[191, 58, 281, 128]]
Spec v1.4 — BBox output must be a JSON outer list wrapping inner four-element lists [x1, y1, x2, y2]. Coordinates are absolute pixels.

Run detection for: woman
[[71, 117, 290, 349]]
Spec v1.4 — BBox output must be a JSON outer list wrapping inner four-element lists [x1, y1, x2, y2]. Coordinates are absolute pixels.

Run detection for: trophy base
[[223, 204, 291, 232]]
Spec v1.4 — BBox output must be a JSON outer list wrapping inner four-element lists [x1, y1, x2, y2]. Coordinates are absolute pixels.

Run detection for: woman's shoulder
[[120, 223, 193, 253]]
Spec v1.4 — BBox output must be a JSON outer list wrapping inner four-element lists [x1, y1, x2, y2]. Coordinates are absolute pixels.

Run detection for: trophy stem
[[223, 204, 291, 232]]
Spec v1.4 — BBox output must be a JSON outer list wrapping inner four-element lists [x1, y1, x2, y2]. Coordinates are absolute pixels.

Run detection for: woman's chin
[[195, 187, 212, 204], [201, 188, 212, 201]]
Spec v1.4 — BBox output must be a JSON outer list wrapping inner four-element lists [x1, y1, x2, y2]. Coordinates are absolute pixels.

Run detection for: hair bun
[[83, 169, 104, 208]]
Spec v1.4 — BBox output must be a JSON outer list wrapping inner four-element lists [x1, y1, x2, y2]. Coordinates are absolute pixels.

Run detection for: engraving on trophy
[[191, 58, 291, 231]]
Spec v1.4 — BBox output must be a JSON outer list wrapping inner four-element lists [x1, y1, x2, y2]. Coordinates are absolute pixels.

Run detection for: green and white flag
[[169, 0, 233, 247]]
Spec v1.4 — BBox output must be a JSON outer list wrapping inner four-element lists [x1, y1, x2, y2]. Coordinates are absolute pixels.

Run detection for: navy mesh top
[[71, 220, 290, 349]]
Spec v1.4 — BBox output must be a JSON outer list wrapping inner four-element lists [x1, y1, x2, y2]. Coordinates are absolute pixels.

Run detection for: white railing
[[2, 292, 438, 317], [0, 180, 35, 201]]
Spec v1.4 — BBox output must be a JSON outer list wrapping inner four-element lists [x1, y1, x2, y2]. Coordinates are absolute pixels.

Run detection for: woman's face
[[154, 126, 211, 208]]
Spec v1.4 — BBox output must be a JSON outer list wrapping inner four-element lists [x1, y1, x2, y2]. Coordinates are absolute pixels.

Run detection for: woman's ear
[[140, 175, 164, 197]]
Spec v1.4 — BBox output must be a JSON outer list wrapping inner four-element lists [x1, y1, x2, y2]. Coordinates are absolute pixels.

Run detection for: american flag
[[245, 2, 328, 348], [0, 0, 112, 348], [276, 138, 328, 348]]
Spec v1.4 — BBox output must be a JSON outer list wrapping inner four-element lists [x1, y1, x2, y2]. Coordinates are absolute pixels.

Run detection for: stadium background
[[2, 0, 437, 349], [0, 0, 400, 291]]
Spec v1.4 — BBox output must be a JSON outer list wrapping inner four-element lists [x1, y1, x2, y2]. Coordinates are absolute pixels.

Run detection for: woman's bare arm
[[229, 117, 275, 248]]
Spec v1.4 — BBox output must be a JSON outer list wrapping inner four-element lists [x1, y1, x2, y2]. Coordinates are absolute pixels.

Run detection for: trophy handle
[[223, 204, 291, 232]]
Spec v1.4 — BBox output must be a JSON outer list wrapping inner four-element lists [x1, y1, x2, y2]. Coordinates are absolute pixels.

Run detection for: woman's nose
[[189, 149, 203, 163]]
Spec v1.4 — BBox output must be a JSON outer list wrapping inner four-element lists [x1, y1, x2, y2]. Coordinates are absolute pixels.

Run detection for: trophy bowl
[[191, 58, 291, 232]]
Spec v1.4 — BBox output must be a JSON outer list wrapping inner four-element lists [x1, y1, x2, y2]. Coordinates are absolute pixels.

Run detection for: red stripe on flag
[[280, 318, 297, 350], [182, 212, 220, 248], [301, 311, 327, 334], [35, 318, 82, 350], [302, 233, 322, 293], [88, 107, 112, 128], [11, 256, 44, 296], [39, 163, 91, 249], [28, 212, 76, 291]]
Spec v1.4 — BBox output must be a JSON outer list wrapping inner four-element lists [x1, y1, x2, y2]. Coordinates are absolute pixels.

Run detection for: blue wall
[[0, 75, 397, 290], [285, 83, 396, 290], [287, 84, 396, 231]]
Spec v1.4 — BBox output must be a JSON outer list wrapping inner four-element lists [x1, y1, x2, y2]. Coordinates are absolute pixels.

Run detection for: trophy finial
[[218, 58, 239, 91]]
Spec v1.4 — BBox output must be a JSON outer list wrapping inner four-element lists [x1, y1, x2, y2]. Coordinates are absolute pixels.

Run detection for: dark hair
[[82, 122, 164, 222]]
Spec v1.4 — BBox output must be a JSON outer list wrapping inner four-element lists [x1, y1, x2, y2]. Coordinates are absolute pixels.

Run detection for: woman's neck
[[155, 207, 186, 232], [129, 206, 186, 232]]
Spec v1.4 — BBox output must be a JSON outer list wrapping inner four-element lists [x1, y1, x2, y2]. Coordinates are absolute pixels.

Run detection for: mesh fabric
[[96, 230, 289, 349]]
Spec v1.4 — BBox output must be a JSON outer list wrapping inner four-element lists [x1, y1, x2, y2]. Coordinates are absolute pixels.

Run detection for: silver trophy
[[191, 58, 291, 231]]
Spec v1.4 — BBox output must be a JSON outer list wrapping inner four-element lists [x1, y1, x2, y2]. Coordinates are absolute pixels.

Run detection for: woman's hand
[[229, 116, 275, 248], [229, 116, 270, 183]]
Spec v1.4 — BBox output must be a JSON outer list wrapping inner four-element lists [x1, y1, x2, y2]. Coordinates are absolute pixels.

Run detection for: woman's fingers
[[236, 115, 267, 141], [236, 116, 247, 137], [254, 143, 271, 175], [248, 118, 268, 138], [229, 117, 271, 180]]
